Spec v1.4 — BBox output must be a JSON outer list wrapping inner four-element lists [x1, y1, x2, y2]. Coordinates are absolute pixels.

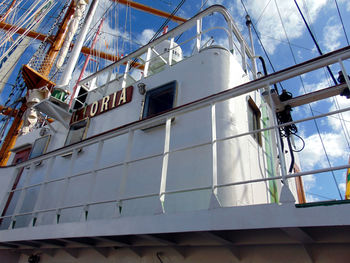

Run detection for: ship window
[[29, 135, 51, 159], [65, 118, 89, 146], [142, 81, 177, 119], [73, 85, 88, 110], [247, 97, 262, 145]]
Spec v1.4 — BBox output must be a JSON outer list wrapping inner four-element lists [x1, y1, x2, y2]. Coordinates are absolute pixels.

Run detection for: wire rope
[[291, 0, 343, 200], [334, 0, 349, 45], [239, 0, 283, 93], [255, 0, 272, 26]]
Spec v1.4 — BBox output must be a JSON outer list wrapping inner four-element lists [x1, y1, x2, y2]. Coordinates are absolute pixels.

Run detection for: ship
[[0, 1, 350, 262]]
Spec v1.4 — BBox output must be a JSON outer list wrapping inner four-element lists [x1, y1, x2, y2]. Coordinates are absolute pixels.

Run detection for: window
[[247, 97, 262, 145], [142, 81, 177, 119], [65, 118, 89, 146], [29, 135, 51, 159], [73, 85, 88, 110]]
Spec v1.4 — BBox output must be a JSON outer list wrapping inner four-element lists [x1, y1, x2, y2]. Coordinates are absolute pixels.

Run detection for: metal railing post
[[159, 118, 172, 212], [31, 156, 56, 226], [117, 129, 134, 217], [209, 103, 221, 209]]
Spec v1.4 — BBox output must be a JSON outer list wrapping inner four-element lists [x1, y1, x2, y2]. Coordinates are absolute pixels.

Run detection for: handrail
[[1, 47, 350, 228], [2, 46, 350, 169], [77, 5, 253, 85]]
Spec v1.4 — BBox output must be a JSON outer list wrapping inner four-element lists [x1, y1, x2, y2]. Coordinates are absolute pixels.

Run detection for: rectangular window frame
[[64, 118, 90, 146], [29, 135, 51, 159], [142, 80, 177, 120], [247, 96, 262, 146]]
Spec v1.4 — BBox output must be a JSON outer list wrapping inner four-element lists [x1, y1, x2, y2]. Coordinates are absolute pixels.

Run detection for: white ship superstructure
[[0, 4, 349, 263]]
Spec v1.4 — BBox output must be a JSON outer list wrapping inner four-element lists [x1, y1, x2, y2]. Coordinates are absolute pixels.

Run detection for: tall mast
[[57, 0, 100, 88], [0, 0, 79, 165]]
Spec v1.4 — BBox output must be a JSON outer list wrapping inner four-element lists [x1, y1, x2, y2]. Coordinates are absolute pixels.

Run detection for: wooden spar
[[0, 1, 187, 64], [0, 0, 17, 23], [0, 21, 122, 63], [0, 104, 26, 166], [0, 21, 50, 42], [0, 106, 18, 117], [113, 0, 187, 23]]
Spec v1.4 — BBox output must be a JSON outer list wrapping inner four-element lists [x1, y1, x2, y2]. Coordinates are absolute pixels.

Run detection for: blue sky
[[1, 0, 350, 202]]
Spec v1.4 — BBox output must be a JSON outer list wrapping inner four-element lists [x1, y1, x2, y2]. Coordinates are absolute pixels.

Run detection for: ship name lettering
[[90, 101, 99, 117], [71, 86, 133, 124], [101, 95, 110, 112]]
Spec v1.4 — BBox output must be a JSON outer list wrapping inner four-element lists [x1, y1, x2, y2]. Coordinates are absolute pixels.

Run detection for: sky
[[1, 0, 350, 202]]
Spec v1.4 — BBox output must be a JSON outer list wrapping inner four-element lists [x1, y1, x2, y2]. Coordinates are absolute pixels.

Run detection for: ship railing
[[1, 45, 350, 230], [72, 5, 256, 108]]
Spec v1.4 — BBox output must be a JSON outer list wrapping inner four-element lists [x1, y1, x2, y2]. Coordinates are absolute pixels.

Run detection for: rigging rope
[[274, 0, 343, 200], [334, 0, 349, 45], [239, 0, 283, 93], [255, 0, 272, 26], [130, 0, 186, 69], [294, 0, 337, 86]]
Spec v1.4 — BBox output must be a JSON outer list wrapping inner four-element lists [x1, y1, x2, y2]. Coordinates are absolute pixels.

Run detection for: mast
[[0, 0, 79, 165], [69, 17, 104, 107], [57, 0, 100, 88]]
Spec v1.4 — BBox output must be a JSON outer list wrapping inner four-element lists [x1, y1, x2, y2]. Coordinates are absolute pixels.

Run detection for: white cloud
[[327, 96, 350, 133], [303, 174, 316, 191], [138, 29, 156, 45], [338, 0, 350, 11], [305, 194, 320, 202], [322, 23, 342, 52], [300, 78, 329, 94], [223, 0, 329, 54], [207, 0, 225, 6], [297, 132, 347, 170], [339, 182, 346, 193]]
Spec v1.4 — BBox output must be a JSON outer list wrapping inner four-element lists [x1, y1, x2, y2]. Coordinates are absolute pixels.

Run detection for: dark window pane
[[142, 81, 177, 119]]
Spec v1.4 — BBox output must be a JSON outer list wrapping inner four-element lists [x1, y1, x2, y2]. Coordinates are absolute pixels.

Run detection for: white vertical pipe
[[196, 19, 202, 52], [168, 38, 174, 66], [143, 47, 152, 77], [122, 61, 131, 88], [159, 118, 172, 211], [211, 103, 218, 196], [57, 0, 100, 88]]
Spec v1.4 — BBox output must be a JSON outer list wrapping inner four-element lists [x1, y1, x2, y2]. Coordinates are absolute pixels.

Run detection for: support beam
[[281, 227, 314, 244], [302, 245, 315, 263], [263, 83, 348, 113], [0, 24, 143, 64], [10, 241, 41, 248], [41, 248, 55, 257], [0, 243, 18, 248], [64, 248, 80, 258], [0, 21, 50, 42], [94, 247, 111, 258], [199, 232, 240, 260], [115, 0, 187, 23], [139, 234, 177, 245], [128, 247, 143, 257], [95, 236, 130, 247], [60, 237, 96, 247], [37, 239, 66, 247]]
